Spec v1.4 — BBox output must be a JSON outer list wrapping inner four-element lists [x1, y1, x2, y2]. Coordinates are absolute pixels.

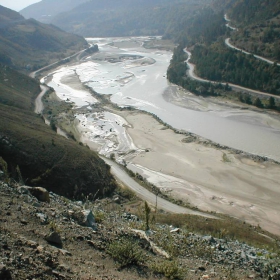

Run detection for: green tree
[[16, 165, 24, 185], [144, 201, 151, 231], [254, 97, 263, 108], [268, 97, 276, 109]]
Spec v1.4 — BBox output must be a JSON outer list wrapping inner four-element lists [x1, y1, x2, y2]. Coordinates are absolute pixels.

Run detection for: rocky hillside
[[0, 64, 116, 199], [0, 178, 279, 279], [0, 5, 87, 71]]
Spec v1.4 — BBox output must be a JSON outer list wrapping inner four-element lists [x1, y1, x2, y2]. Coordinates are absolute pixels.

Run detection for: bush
[[0, 157, 8, 182], [150, 259, 184, 279], [107, 237, 144, 268]]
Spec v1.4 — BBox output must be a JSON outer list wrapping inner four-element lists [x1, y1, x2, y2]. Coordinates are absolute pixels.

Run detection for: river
[[47, 37, 280, 162]]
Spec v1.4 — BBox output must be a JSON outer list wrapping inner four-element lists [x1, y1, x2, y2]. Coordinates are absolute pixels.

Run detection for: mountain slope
[[166, 0, 280, 104], [22, 0, 212, 37], [0, 64, 116, 198], [228, 0, 280, 26], [20, 0, 89, 23], [227, 0, 280, 61], [0, 5, 88, 71]]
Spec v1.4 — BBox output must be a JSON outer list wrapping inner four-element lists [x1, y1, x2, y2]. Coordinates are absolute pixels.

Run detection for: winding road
[[29, 44, 92, 79], [34, 85, 48, 114], [184, 15, 280, 99], [185, 48, 280, 98], [184, 18, 280, 99], [31, 43, 94, 114], [224, 14, 280, 66], [225, 38, 280, 67], [102, 157, 217, 219]]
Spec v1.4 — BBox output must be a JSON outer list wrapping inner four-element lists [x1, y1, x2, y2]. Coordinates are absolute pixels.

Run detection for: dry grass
[[154, 213, 279, 250]]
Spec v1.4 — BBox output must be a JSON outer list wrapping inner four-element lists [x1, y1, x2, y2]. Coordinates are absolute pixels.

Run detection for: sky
[[0, 0, 41, 11]]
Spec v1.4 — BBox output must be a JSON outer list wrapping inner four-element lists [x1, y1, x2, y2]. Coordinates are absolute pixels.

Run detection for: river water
[[49, 37, 280, 161]]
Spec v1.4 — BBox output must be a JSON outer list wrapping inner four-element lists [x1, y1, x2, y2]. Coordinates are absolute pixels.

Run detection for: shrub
[[93, 210, 106, 223], [150, 259, 184, 279], [107, 237, 144, 268]]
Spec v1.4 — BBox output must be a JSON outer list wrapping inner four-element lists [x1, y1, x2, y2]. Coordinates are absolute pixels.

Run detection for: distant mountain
[[20, 0, 89, 23], [0, 5, 88, 71], [21, 0, 212, 37]]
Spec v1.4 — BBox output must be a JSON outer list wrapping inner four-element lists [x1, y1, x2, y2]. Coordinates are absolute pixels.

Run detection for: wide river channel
[[49, 37, 280, 161]]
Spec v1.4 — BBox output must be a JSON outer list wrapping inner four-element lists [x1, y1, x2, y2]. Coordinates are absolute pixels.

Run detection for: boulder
[[72, 210, 96, 229], [46, 232, 62, 246], [28, 187, 50, 202]]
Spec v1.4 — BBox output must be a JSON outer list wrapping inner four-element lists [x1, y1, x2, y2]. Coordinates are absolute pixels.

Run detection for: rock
[[58, 249, 72, 256], [28, 187, 50, 203], [241, 251, 248, 260], [36, 213, 48, 225], [198, 266, 206, 271], [202, 235, 216, 244], [52, 270, 66, 279], [0, 264, 12, 280], [58, 264, 71, 272], [46, 232, 62, 246], [20, 219, 28, 225], [121, 212, 139, 222], [26, 240, 38, 248], [37, 245, 45, 253], [76, 235, 84, 241], [170, 228, 180, 233], [72, 210, 96, 229], [18, 186, 30, 195]]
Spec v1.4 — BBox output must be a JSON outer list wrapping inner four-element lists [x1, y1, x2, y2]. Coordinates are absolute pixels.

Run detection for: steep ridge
[[0, 5, 116, 198], [0, 5, 88, 71], [20, 0, 89, 23]]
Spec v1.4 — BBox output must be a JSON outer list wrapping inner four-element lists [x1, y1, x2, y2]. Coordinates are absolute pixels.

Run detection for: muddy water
[[50, 37, 280, 161]]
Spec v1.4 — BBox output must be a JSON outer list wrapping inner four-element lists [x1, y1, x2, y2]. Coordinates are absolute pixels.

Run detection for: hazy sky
[[0, 0, 41, 11]]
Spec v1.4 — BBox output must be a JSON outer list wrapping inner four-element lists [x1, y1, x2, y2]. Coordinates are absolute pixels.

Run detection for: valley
[[1, 1, 280, 279]]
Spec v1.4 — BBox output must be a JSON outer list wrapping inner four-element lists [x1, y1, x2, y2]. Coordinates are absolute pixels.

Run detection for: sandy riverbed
[[102, 109, 280, 236], [43, 54, 280, 236]]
